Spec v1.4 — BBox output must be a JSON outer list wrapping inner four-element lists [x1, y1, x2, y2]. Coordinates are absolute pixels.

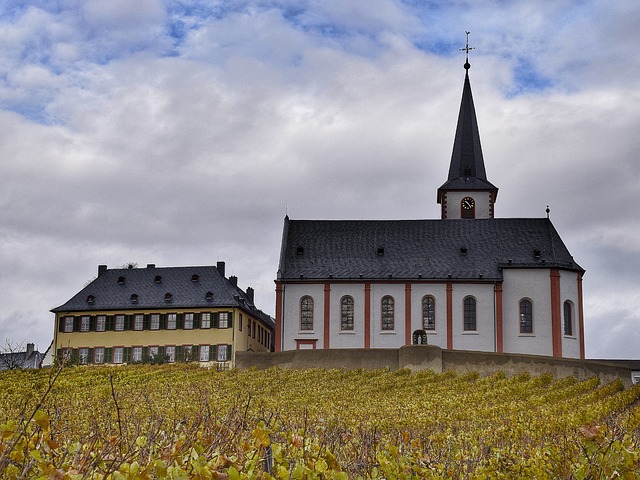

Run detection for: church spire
[[437, 33, 498, 219]]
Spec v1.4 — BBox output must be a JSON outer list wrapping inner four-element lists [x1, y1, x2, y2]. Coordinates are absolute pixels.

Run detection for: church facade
[[275, 62, 585, 359]]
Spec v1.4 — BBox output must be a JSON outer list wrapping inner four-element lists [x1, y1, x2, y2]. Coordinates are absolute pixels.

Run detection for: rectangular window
[[184, 313, 194, 330], [201, 313, 211, 329], [149, 346, 159, 359], [80, 316, 90, 332], [134, 314, 144, 331], [132, 346, 142, 362], [150, 314, 160, 330], [94, 347, 104, 364], [79, 348, 89, 364], [167, 314, 177, 330], [218, 312, 229, 329], [217, 345, 229, 362], [96, 315, 106, 332], [239, 314, 243, 332], [252, 321, 256, 338], [183, 345, 193, 360], [199, 345, 210, 362], [115, 315, 125, 331], [64, 316, 74, 333], [166, 346, 175, 362], [113, 347, 123, 364]]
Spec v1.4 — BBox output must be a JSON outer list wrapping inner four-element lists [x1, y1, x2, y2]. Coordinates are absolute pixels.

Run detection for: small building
[[51, 262, 273, 368], [0, 343, 48, 370]]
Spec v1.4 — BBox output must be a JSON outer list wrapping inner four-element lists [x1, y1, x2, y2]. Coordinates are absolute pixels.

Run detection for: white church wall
[[281, 283, 324, 350], [560, 271, 581, 359], [329, 283, 365, 349], [410, 284, 448, 349], [451, 283, 495, 352], [370, 283, 405, 348], [501, 269, 553, 356]]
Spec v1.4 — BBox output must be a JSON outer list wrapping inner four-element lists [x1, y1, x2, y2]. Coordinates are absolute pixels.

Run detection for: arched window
[[381, 296, 395, 331], [463, 297, 476, 331], [519, 299, 533, 334], [340, 296, 354, 331], [564, 301, 573, 336], [422, 296, 436, 330], [300, 296, 314, 330]]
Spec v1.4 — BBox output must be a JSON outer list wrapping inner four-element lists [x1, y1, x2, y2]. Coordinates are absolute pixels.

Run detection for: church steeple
[[437, 33, 498, 219]]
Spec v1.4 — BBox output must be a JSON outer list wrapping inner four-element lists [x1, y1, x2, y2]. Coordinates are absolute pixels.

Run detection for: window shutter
[[124, 347, 132, 363], [226, 345, 232, 360], [142, 346, 149, 360], [73, 317, 80, 332], [228, 314, 233, 329], [143, 314, 149, 330], [90, 316, 96, 332], [56, 348, 63, 362], [58, 317, 64, 332], [160, 314, 166, 330], [193, 313, 200, 329], [106, 316, 114, 331], [213, 313, 219, 328], [210, 345, 217, 361], [177, 314, 183, 330], [87, 348, 94, 363], [158, 346, 165, 361], [175, 346, 183, 361], [104, 348, 112, 363]]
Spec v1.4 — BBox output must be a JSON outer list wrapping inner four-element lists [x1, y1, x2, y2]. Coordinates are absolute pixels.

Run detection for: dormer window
[[296, 245, 304, 255], [117, 276, 126, 285], [154, 275, 162, 283], [533, 249, 541, 258], [377, 246, 385, 256], [205, 291, 214, 301], [164, 292, 172, 302], [130, 294, 138, 304], [191, 274, 199, 282], [86, 295, 95, 304]]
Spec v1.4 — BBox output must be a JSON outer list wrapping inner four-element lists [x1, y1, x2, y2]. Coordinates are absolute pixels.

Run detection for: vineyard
[[1, 365, 640, 479]]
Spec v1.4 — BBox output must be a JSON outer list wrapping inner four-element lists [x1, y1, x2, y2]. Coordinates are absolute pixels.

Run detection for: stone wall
[[235, 346, 633, 387]]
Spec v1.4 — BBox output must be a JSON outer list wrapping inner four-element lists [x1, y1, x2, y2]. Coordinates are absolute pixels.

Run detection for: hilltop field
[[1, 365, 640, 479]]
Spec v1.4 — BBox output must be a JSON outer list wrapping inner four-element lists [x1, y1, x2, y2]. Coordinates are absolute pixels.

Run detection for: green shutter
[[73, 316, 80, 332], [193, 313, 200, 329], [160, 314, 166, 330], [142, 347, 148, 361], [123, 347, 132, 363], [213, 313, 219, 328], [106, 316, 114, 331], [89, 316, 96, 332], [58, 317, 64, 332], [177, 314, 183, 330], [175, 346, 183, 362], [210, 345, 217, 361], [226, 345, 232, 360], [143, 315, 149, 330], [104, 348, 113, 364]]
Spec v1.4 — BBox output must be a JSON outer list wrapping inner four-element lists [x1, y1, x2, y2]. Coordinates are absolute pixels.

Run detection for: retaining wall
[[235, 346, 633, 387]]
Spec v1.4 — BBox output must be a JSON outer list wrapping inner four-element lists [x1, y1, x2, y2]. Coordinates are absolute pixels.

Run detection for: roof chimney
[[147, 264, 155, 269], [229, 275, 238, 287], [98, 265, 107, 276], [216, 261, 225, 278], [26, 343, 34, 358], [246, 287, 254, 303]]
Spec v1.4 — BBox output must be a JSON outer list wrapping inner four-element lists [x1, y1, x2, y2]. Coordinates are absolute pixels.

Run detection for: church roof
[[278, 217, 583, 281], [438, 70, 498, 201], [52, 265, 274, 327]]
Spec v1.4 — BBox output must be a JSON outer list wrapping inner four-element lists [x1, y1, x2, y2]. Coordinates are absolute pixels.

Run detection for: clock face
[[461, 197, 475, 210]]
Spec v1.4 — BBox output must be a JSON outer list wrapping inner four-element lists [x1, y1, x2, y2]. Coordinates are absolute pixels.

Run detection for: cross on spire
[[460, 31, 475, 70]]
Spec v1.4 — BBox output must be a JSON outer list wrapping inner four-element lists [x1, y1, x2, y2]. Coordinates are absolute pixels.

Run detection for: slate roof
[[278, 217, 583, 281], [52, 265, 274, 327], [438, 70, 498, 201]]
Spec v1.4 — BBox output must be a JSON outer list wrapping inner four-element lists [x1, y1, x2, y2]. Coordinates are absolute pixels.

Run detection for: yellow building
[[51, 262, 273, 368]]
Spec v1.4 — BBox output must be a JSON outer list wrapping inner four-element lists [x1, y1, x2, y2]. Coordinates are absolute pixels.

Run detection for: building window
[[79, 348, 89, 364], [219, 312, 229, 329], [165, 346, 175, 362], [134, 314, 144, 331], [80, 316, 90, 332], [184, 313, 194, 330], [519, 299, 533, 334], [381, 296, 395, 331], [463, 297, 476, 331], [564, 301, 573, 336], [183, 345, 193, 361], [150, 314, 160, 330], [341, 296, 354, 331], [199, 345, 210, 362], [96, 315, 106, 332], [113, 347, 123, 364], [115, 315, 125, 331], [422, 296, 436, 330], [239, 314, 243, 332], [300, 296, 314, 330], [132, 346, 142, 363], [149, 346, 159, 359], [94, 347, 104, 364], [201, 313, 211, 329], [217, 345, 230, 362], [64, 316, 74, 333], [167, 314, 177, 330]]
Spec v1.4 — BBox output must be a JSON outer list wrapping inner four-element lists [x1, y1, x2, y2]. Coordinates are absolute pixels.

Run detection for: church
[[274, 53, 585, 359]]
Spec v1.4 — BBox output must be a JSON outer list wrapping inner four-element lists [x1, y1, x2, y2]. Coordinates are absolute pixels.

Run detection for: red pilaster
[[364, 283, 371, 349], [324, 282, 331, 349], [405, 283, 412, 345], [446, 282, 453, 350], [495, 282, 503, 353], [550, 269, 562, 358], [275, 282, 283, 352]]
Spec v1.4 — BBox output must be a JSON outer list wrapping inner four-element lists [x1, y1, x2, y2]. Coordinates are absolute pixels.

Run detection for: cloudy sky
[[0, 0, 638, 359]]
